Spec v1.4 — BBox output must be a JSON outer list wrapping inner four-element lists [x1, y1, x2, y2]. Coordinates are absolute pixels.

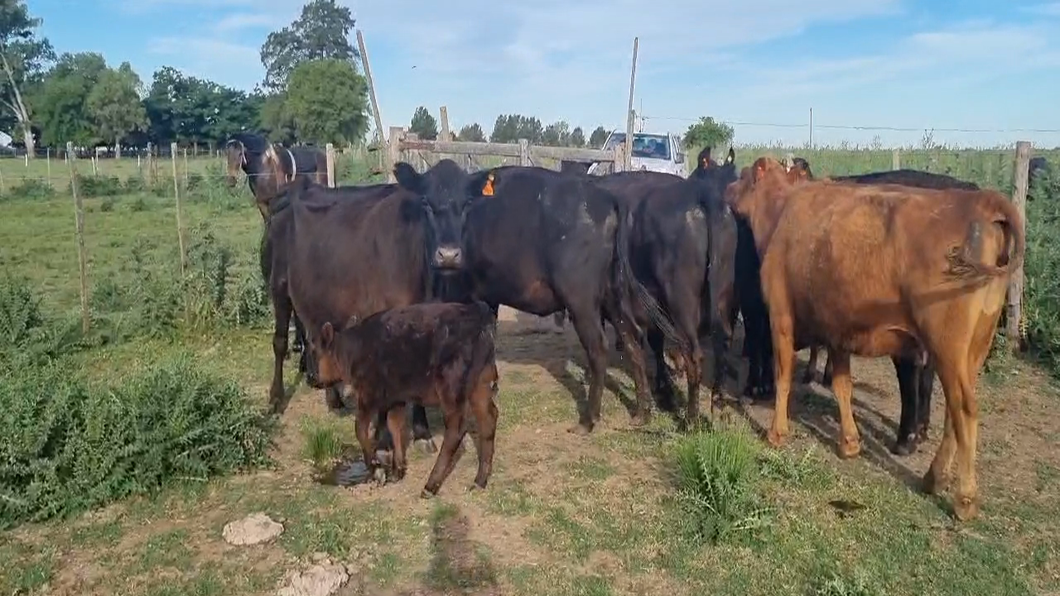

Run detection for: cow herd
[[225, 134, 1024, 521]]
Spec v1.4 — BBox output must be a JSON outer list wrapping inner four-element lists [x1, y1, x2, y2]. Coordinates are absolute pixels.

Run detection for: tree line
[[0, 0, 734, 159]]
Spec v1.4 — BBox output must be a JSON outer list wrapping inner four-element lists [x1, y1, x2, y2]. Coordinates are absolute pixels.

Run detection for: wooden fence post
[[387, 127, 404, 182], [518, 139, 531, 166], [624, 37, 639, 172], [892, 149, 900, 170], [439, 106, 450, 140], [146, 142, 154, 185], [183, 148, 189, 187], [170, 142, 186, 278], [67, 141, 90, 334], [326, 143, 336, 187], [46, 147, 51, 179], [1007, 141, 1031, 351]]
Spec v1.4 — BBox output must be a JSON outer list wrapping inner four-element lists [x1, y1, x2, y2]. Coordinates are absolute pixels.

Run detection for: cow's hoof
[[413, 438, 438, 454], [838, 437, 861, 459], [891, 435, 918, 456], [420, 488, 437, 499], [630, 412, 651, 428], [567, 423, 593, 436], [922, 468, 950, 496], [373, 467, 387, 486], [953, 495, 979, 521], [917, 426, 931, 442], [766, 429, 787, 448]]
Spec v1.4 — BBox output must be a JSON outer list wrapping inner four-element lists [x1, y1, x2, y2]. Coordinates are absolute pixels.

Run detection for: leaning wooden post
[[67, 142, 90, 334], [170, 142, 186, 279], [624, 37, 640, 172], [325, 143, 336, 187], [183, 147, 189, 188], [357, 29, 390, 177], [892, 149, 901, 170], [387, 127, 404, 183], [1007, 141, 1031, 351], [439, 106, 450, 140]]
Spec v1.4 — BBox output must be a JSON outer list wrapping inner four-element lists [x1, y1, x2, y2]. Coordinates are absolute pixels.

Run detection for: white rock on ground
[[277, 557, 350, 596], [222, 512, 284, 546]]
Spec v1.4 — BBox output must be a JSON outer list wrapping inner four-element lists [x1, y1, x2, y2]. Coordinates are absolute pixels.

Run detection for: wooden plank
[[401, 139, 523, 158], [530, 145, 616, 162], [387, 127, 405, 182], [1007, 140, 1031, 351], [67, 141, 90, 333], [439, 106, 450, 140]]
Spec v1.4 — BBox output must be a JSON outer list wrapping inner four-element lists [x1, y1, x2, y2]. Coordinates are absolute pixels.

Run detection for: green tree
[[569, 126, 585, 148], [682, 116, 734, 151], [259, 92, 296, 144], [86, 62, 146, 156], [457, 123, 485, 142], [588, 126, 608, 148], [409, 106, 437, 140], [285, 58, 368, 145], [0, 0, 54, 156], [260, 0, 357, 91], [143, 67, 259, 148], [31, 52, 105, 148], [542, 120, 570, 146]]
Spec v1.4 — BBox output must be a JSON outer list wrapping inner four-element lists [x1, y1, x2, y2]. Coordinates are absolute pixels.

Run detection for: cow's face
[[787, 157, 814, 183], [395, 159, 476, 271], [224, 140, 245, 188], [305, 322, 342, 389]]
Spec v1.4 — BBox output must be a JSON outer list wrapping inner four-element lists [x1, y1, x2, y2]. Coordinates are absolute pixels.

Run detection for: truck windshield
[[603, 133, 671, 160]]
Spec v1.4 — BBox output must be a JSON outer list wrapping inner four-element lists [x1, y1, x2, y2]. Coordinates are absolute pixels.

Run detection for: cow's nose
[[435, 246, 462, 268]]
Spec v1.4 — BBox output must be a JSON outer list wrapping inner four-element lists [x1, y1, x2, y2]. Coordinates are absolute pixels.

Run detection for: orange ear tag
[[482, 173, 495, 196]]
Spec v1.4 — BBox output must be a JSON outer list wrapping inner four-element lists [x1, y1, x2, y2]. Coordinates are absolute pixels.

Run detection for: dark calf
[[307, 302, 500, 497]]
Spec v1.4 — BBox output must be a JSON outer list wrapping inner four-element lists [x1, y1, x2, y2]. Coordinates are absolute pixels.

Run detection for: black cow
[[739, 158, 981, 455], [265, 159, 479, 454], [449, 166, 684, 432]]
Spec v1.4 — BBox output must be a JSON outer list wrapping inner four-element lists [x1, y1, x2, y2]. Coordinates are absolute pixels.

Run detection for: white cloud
[[213, 13, 281, 33]]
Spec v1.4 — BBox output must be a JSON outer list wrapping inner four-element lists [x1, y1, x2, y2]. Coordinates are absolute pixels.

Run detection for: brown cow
[[307, 301, 500, 498], [726, 156, 1024, 521]]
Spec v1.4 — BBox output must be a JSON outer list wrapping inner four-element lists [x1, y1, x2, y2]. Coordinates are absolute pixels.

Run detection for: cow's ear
[[321, 322, 334, 348], [466, 170, 495, 197], [753, 159, 768, 183], [394, 162, 423, 194], [725, 148, 735, 165]]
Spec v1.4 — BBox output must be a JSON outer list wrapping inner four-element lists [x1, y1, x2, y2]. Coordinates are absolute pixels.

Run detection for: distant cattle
[[265, 159, 481, 454], [727, 156, 1024, 520], [307, 301, 499, 497], [225, 132, 330, 221], [449, 166, 684, 432]]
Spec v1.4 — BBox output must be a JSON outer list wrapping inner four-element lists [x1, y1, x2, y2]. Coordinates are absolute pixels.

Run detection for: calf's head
[[395, 159, 477, 271], [305, 321, 345, 389], [725, 157, 794, 250]]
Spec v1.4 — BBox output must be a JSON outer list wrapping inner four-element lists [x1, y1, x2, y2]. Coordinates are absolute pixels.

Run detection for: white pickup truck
[[587, 130, 688, 177]]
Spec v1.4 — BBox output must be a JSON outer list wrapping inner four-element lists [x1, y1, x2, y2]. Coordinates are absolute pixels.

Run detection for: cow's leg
[[765, 298, 795, 446], [822, 350, 834, 387], [268, 296, 292, 414], [565, 306, 609, 434], [291, 311, 306, 355], [410, 404, 437, 453], [916, 356, 937, 442], [469, 364, 500, 490], [926, 355, 979, 521], [610, 313, 654, 428], [803, 345, 821, 384], [892, 355, 921, 456], [647, 327, 678, 411], [422, 392, 468, 497], [386, 405, 408, 482], [828, 350, 861, 459]]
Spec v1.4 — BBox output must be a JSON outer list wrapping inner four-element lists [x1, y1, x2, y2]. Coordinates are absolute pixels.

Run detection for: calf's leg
[[565, 306, 610, 434], [469, 364, 500, 490], [422, 396, 469, 497], [803, 345, 821, 384], [386, 405, 408, 482], [916, 356, 937, 441], [892, 356, 922, 455], [354, 402, 381, 477]]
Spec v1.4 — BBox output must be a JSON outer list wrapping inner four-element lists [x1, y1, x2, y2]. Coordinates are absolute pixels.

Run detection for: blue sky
[[31, 0, 1060, 148]]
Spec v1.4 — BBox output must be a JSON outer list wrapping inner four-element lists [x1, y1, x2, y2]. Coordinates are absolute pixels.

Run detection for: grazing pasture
[[1, 147, 1059, 596]]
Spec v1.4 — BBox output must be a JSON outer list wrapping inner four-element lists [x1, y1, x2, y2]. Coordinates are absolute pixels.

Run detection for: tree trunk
[[21, 123, 34, 159]]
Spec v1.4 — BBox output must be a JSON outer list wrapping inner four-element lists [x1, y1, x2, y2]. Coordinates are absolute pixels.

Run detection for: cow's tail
[[613, 198, 687, 350], [945, 193, 1026, 281]]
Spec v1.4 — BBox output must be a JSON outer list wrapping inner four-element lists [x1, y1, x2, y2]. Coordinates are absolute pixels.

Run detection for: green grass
[[0, 147, 1057, 595]]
